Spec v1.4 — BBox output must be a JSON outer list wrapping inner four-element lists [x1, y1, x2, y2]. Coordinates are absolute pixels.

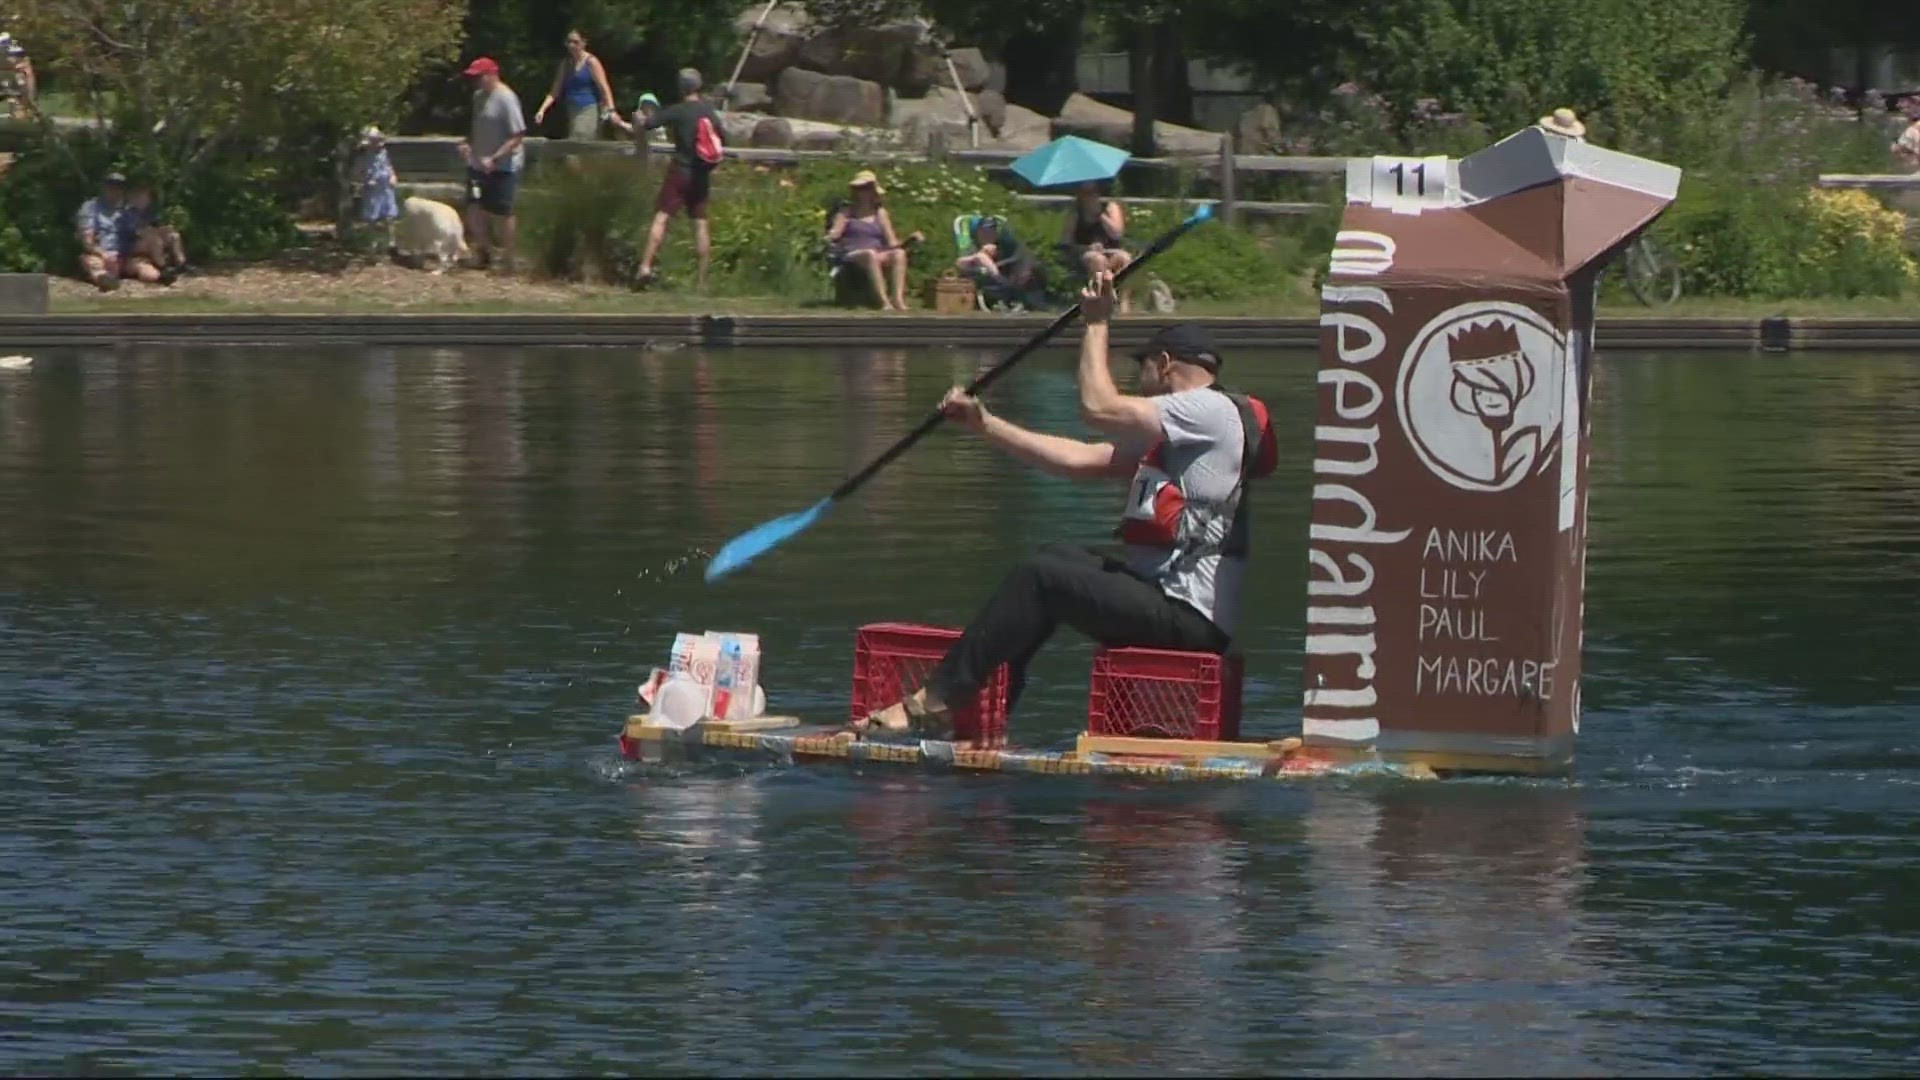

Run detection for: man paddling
[[855, 271, 1277, 737]]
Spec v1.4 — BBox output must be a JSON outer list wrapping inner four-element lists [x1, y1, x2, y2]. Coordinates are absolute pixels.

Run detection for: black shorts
[[467, 168, 520, 216]]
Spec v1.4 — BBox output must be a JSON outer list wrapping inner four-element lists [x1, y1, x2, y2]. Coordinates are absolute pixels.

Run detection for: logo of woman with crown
[[1396, 302, 1567, 493]]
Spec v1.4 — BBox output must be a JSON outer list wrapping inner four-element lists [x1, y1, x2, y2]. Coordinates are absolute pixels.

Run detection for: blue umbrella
[[1010, 135, 1131, 189]]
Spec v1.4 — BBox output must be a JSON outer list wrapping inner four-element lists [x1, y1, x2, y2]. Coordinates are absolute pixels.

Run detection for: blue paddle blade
[[705, 497, 834, 583], [1186, 202, 1216, 225]]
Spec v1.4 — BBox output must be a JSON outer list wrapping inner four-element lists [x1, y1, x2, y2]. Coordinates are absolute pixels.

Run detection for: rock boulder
[[1235, 102, 1282, 154], [749, 117, 794, 148], [987, 102, 1053, 151], [721, 81, 772, 113], [720, 112, 761, 147], [734, 4, 812, 81], [774, 67, 887, 127], [898, 45, 991, 93], [797, 22, 926, 84], [891, 86, 1005, 135], [792, 127, 848, 152], [1051, 92, 1223, 156]]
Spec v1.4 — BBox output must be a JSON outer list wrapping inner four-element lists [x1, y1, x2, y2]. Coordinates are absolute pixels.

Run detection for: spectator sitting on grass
[[122, 182, 186, 283], [956, 214, 1037, 310], [1893, 94, 1920, 174], [1060, 181, 1133, 314], [826, 171, 920, 311], [75, 172, 152, 292]]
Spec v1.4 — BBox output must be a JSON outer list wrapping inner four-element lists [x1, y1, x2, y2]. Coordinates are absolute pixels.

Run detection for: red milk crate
[[1087, 646, 1244, 743], [851, 623, 1010, 748]]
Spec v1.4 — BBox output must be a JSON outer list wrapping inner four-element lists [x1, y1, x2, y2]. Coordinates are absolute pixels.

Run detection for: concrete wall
[[0, 274, 48, 315]]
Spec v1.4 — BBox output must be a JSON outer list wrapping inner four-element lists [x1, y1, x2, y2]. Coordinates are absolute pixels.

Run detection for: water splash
[[567, 546, 712, 687]]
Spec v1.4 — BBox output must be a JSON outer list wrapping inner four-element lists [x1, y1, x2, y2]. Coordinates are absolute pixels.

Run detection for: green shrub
[[0, 218, 44, 273], [516, 155, 1307, 302], [516, 154, 662, 283], [1663, 182, 1916, 299], [1637, 74, 1904, 183], [0, 129, 300, 275]]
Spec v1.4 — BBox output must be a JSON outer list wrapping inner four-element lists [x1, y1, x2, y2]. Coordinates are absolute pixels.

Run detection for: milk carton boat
[[621, 127, 1682, 783]]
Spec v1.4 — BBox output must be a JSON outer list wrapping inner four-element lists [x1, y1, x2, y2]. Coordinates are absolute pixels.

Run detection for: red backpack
[[693, 112, 725, 166]]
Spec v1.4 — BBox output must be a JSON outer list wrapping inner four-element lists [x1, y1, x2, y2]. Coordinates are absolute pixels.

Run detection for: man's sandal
[[848, 693, 951, 741]]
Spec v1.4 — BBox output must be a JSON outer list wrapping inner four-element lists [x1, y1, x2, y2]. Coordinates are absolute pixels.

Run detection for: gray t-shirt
[[470, 85, 527, 173], [1121, 387, 1249, 636]]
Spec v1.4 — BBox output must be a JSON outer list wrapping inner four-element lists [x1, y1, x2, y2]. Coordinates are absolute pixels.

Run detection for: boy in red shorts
[[629, 68, 723, 290]]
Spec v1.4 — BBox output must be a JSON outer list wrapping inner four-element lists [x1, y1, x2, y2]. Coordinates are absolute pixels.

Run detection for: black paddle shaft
[[825, 210, 1210, 503]]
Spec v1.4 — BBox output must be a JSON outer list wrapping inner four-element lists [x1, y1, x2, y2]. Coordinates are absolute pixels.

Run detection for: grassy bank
[[41, 270, 1920, 321]]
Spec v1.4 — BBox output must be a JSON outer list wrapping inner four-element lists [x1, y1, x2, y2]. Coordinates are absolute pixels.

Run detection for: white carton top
[[1347, 126, 1682, 212]]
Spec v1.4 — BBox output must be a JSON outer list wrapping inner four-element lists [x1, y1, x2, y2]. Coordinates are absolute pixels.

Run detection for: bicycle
[[1622, 232, 1683, 305]]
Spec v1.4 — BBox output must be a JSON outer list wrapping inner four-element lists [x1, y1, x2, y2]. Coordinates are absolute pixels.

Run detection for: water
[[2, 345, 1917, 1075]]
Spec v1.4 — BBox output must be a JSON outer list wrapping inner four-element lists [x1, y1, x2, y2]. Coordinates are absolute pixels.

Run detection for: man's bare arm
[[979, 411, 1136, 480], [1078, 320, 1162, 442]]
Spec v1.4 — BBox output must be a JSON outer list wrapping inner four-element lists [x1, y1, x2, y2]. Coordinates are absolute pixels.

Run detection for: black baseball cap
[[1133, 323, 1222, 371]]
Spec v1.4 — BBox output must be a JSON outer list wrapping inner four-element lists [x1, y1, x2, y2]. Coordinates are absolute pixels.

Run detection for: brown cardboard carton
[[1303, 127, 1681, 771]]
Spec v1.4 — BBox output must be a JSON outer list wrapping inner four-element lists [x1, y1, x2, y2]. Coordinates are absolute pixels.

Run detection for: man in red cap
[[459, 56, 527, 271]]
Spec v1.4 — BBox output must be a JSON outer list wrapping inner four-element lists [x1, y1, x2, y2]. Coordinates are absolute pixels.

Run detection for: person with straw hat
[[1537, 107, 1587, 141], [826, 170, 916, 310]]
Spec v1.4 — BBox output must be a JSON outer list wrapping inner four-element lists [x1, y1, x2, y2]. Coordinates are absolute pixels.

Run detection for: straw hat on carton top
[[1538, 108, 1587, 139]]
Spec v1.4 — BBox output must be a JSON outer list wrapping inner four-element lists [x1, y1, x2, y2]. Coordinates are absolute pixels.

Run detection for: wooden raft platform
[[617, 715, 1441, 782]]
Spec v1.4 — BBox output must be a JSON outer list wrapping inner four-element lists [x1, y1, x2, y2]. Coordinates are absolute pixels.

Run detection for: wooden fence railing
[[383, 133, 1346, 226]]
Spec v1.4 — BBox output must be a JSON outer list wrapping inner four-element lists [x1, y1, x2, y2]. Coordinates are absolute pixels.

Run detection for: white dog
[[394, 196, 469, 274]]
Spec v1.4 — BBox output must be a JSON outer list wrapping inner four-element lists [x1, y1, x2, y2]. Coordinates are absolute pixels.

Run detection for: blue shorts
[[467, 168, 520, 216]]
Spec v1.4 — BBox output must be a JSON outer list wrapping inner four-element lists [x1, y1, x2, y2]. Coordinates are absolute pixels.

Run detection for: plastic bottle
[[712, 636, 744, 720]]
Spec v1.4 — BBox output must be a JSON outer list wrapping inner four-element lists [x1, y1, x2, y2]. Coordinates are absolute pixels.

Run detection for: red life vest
[[1116, 388, 1278, 557]]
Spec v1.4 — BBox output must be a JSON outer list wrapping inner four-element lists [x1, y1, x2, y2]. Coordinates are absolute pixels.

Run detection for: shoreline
[[4, 311, 1919, 351]]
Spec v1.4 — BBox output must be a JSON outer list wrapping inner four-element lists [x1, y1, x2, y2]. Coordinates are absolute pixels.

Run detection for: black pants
[[927, 542, 1230, 718]]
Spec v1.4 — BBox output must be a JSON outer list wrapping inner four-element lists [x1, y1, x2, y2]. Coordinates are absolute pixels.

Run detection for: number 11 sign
[[1364, 155, 1453, 214]]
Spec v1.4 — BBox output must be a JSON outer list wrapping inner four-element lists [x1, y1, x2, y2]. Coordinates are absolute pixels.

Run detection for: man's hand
[[1080, 269, 1117, 325], [940, 386, 988, 430]]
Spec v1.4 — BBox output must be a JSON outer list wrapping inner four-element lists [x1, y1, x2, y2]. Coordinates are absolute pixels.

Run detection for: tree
[[1188, 0, 1400, 107], [424, 0, 740, 135], [917, 0, 1085, 116], [1331, 0, 1748, 148], [1747, 0, 1920, 93], [11, 0, 465, 182]]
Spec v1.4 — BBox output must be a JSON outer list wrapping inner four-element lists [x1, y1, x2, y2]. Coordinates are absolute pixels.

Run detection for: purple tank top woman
[[836, 211, 888, 254]]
